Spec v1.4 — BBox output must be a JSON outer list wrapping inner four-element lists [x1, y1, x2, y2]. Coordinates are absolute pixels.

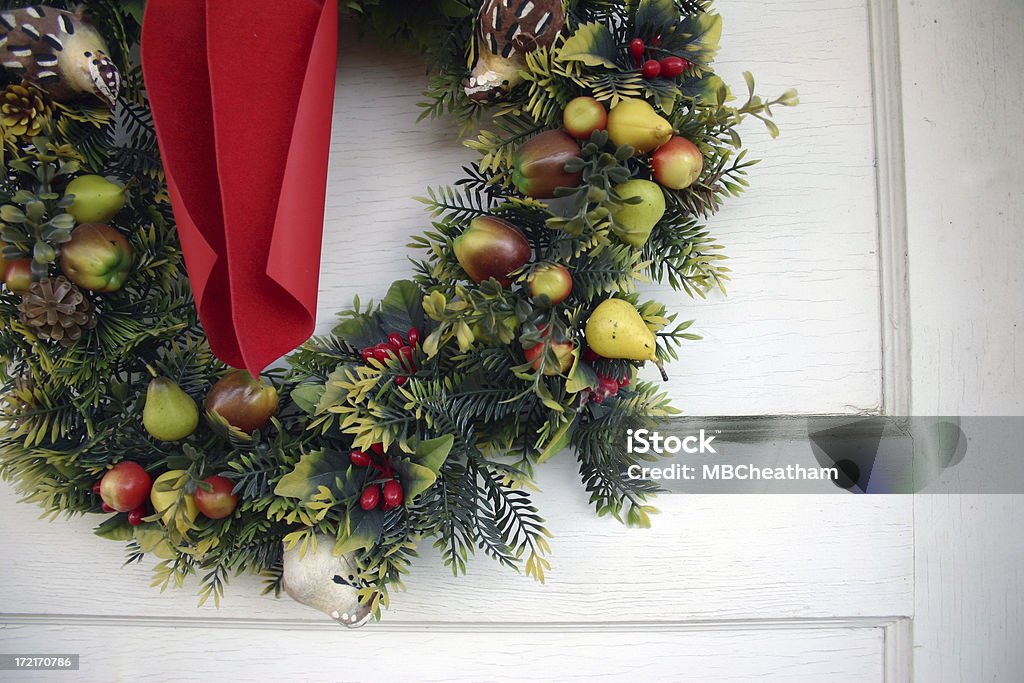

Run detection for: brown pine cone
[[0, 83, 52, 138], [18, 276, 98, 347]]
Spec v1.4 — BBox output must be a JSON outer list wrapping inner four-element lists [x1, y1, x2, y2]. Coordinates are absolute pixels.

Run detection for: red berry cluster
[[629, 38, 690, 80], [351, 443, 405, 512], [92, 480, 147, 525], [581, 349, 631, 404], [360, 328, 421, 386]]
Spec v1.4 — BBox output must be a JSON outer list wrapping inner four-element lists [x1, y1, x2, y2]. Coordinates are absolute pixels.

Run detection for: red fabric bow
[[141, 0, 338, 375]]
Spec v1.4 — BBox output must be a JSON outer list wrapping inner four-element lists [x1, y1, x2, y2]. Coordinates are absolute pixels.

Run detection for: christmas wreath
[[0, 0, 795, 624]]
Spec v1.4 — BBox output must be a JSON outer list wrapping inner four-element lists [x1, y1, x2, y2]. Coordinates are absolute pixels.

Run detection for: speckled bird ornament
[[0, 5, 119, 105], [464, 0, 565, 104]]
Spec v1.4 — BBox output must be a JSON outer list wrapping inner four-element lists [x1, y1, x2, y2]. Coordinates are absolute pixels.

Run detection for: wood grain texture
[[319, 6, 884, 415], [898, 0, 1024, 681], [0, 620, 887, 683], [0, 462, 912, 623]]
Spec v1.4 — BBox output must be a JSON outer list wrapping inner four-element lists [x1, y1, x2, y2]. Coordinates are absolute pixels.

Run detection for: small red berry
[[652, 34, 663, 47], [395, 376, 408, 386], [388, 333, 405, 349], [382, 479, 404, 511], [361, 347, 375, 362], [92, 481, 101, 495], [583, 348, 602, 363], [399, 346, 415, 369], [371, 348, 391, 363], [629, 38, 645, 60], [589, 389, 605, 405], [360, 486, 381, 511], [619, 375, 631, 388], [101, 502, 114, 513], [350, 450, 371, 468], [660, 56, 686, 78], [127, 507, 145, 526], [642, 59, 661, 79], [407, 327, 421, 347], [371, 443, 385, 455], [599, 375, 620, 398]]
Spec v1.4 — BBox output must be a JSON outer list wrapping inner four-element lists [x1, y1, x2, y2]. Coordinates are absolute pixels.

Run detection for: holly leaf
[[274, 450, 349, 503], [410, 434, 454, 475], [379, 280, 425, 335], [94, 514, 134, 541], [678, 12, 722, 66], [393, 459, 437, 500], [559, 23, 618, 69], [290, 383, 325, 415], [333, 312, 381, 350], [635, 0, 678, 39], [334, 508, 384, 556], [680, 73, 730, 105]]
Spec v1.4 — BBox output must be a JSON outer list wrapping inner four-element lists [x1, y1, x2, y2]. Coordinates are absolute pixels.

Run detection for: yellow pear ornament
[[607, 99, 674, 153], [586, 299, 669, 380]]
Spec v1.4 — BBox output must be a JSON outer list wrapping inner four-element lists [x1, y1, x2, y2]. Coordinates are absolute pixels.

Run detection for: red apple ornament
[[99, 461, 152, 512], [651, 136, 704, 190]]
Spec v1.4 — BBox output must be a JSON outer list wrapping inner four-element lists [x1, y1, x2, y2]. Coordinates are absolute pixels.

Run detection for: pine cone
[[1, 83, 52, 137], [18, 276, 98, 347]]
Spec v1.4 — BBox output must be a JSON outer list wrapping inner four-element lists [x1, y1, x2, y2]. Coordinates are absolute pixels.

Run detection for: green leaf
[[315, 366, 350, 414], [121, 0, 148, 24], [94, 515, 134, 541], [679, 12, 722, 65], [333, 313, 380, 350], [393, 459, 437, 500], [411, 434, 454, 474], [559, 23, 618, 69], [334, 509, 384, 556], [48, 213, 75, 230], [680, 73, 729, 104], [134, 526, 177, 559], [290, 384, 325, 415], [274, 450, 349, 503], [379, 280, 424, 334], [0, 205, 26, 223], [537, 417, 574, 464], [635, 0, 677, 38]]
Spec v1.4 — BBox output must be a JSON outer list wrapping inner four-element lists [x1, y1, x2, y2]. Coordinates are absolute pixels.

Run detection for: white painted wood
[[0, 2, 931, 681], [0, 618, 888, 683], [897, 0, 1024, 681], [0, 468, 913, 623]]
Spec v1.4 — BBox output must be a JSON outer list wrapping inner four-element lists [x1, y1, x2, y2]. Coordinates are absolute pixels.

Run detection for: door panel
[[0, 2, 919, 681]]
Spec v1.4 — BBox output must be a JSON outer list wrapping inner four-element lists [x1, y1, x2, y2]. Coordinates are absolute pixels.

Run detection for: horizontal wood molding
[[0, 612, 908, 634]]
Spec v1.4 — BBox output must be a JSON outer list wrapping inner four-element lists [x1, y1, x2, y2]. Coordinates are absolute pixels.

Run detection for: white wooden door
[[1, 1, 1021, 681]]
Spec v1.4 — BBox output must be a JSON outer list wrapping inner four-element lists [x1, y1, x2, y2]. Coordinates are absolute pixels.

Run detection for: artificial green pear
[[585, 298, 658, 362], [143, 377, 199, 442], [64, 175, 126, 224], [611, 179, 666, 248]]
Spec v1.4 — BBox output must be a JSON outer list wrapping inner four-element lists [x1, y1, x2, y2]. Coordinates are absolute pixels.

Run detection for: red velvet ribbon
[[141, 0, 338, 375]]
